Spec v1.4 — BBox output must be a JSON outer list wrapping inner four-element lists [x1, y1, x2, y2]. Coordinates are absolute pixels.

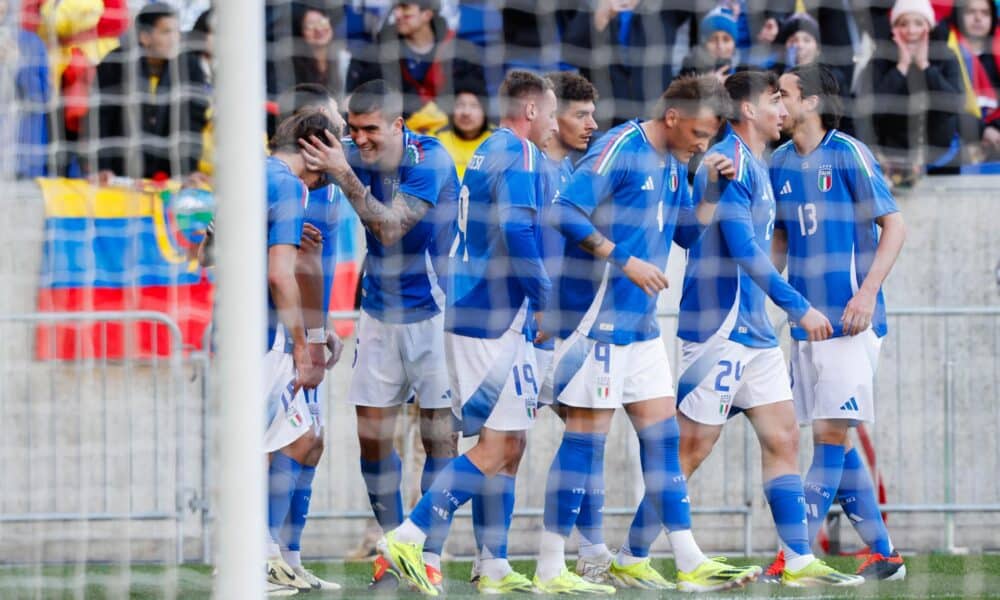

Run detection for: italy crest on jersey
[[818, 166, 833, 192], [669, 164, 679, 192]]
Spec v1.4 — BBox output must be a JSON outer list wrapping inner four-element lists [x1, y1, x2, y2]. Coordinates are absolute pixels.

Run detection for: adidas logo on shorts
[[839, 397, 860, 411]]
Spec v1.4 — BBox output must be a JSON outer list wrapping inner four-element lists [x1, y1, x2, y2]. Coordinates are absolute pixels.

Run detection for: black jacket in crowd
[[94, 45, 203, 178]]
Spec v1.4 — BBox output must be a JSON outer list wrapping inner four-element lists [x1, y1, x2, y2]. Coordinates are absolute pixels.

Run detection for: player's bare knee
[[761, 420, 800, 461], [419, 408, 458, 457], [812, 419, 851, 446], [501, 433, 527, 474], [565, 406, 614, 434], [355, 406, 398, 459], [281, 433, 315, 464], [624, 396, 675, 431]]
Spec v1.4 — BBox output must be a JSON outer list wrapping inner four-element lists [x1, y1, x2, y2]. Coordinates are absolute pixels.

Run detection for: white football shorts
[[263, 348, 316, 453], [446, 326, 539, 436], [790, 328, 882, 425], [349, 310, 452, 410], [535, 345, 555, 406], [552, 331, 675, 409], [676, 335, 792, 426]]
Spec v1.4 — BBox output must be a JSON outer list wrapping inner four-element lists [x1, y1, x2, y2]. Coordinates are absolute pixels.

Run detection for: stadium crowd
[[3, 0, 1000, 186]]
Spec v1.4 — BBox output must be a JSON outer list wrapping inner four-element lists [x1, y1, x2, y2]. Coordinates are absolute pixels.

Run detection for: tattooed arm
[[332, 169, 431, 246], [298, 130, 430, 246]]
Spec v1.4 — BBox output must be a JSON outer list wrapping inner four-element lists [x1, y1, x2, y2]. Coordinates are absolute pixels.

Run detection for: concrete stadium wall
[[0, 176, 998, 564]]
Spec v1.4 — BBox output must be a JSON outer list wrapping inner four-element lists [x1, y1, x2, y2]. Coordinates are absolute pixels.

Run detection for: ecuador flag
[[35, 178, 214, 360]]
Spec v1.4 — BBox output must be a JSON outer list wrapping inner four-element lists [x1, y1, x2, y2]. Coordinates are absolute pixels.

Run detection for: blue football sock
[[410, 455, 485, 539], [804, 443, 846, 545], [478, 474, 516, 559], [421, 455, 453, 556], [764, 474, 811, 558], [543, 432, 605, 537], [624, 497, 659, 558], [268, 452, 304, 547], [422, 455, 452, 494], [626, 418, 690, 559], [282, 464, 316, 552], [501, 475, 515, 555], [360, 451, 404, 531], [839, 447, 893, 555], [471, 489, 488, 556], [472, 474, 506, 557], [576, 442, 607, 546]]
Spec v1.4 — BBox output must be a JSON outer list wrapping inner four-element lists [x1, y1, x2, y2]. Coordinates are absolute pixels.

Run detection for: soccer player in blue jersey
[[467, 71, 598, 588], [258, 110, 338, 596], [537, 71, 617, 584], [263, 86, 349, 594], [536, 74, 762, 594], [675, 70, 863, 587], [766, 63, 907, 582], [298, 79, 459, 593], [369, 70, 556, 596]]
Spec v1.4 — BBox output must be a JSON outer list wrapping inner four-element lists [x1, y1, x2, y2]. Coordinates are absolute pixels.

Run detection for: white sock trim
[[280, 549, 302, 568], [667, 530, 708, 573], [394, 519, 428, 546], [535, 530, 567, 581]]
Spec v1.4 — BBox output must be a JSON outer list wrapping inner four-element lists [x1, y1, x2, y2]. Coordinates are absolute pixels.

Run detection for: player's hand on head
[[841, 289, 876, 336], [800, 307, 834, 342], [703, 153, 736, 181], [298, 129, 349, 176], [300, 222, 323, 251], [622, 257, 669, 296]]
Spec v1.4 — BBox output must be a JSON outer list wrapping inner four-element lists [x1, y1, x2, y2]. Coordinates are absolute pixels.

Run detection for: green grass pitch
[[1, 555, 998, 599]]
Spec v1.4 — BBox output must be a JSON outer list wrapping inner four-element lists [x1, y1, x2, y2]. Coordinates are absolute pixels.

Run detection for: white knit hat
[[890, 0, 936, 27]]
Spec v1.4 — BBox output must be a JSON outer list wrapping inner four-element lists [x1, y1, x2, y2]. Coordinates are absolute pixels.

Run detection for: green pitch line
[[0, 555, 998, 599]]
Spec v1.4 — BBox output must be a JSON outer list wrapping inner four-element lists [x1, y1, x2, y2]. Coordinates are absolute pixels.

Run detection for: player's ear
[[664, 107, 678, 129], [742, 100, 755, 121], [804, 94, 820, 113], [525, 99, 537, 121], [392, 116, 404, 134]]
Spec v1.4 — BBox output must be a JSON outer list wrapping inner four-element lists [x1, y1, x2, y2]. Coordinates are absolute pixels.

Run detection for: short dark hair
[[348, 79, 403, 122], [652, 74, 730, 121], [278, 83, 334, 122], [270, 110, 335, 154], [397, 0, 440, 12], [787, 63, 843, 130], [499, 70, 553, 118], [136, 2, 178, 34], [191, 8, 213, 34], [724, 69, 779, 122], [545, 71, 599, 109]]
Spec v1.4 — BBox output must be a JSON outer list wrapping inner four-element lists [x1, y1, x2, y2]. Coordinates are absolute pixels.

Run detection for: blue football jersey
[[771, 129, 898, 340], [532, 154, 577, 348], [555, 120, 694, 345], [447, 127, 551, 339], [346, 128, 459, 324], [304, 184, 347, 312], [266, 156, 307, 351], [678, 130, 811, 348]]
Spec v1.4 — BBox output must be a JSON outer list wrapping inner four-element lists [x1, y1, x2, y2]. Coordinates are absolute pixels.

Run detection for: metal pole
[[214, 0, 267, 595], [742, 419, 753, 557], [943, 331, 956, 553]]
